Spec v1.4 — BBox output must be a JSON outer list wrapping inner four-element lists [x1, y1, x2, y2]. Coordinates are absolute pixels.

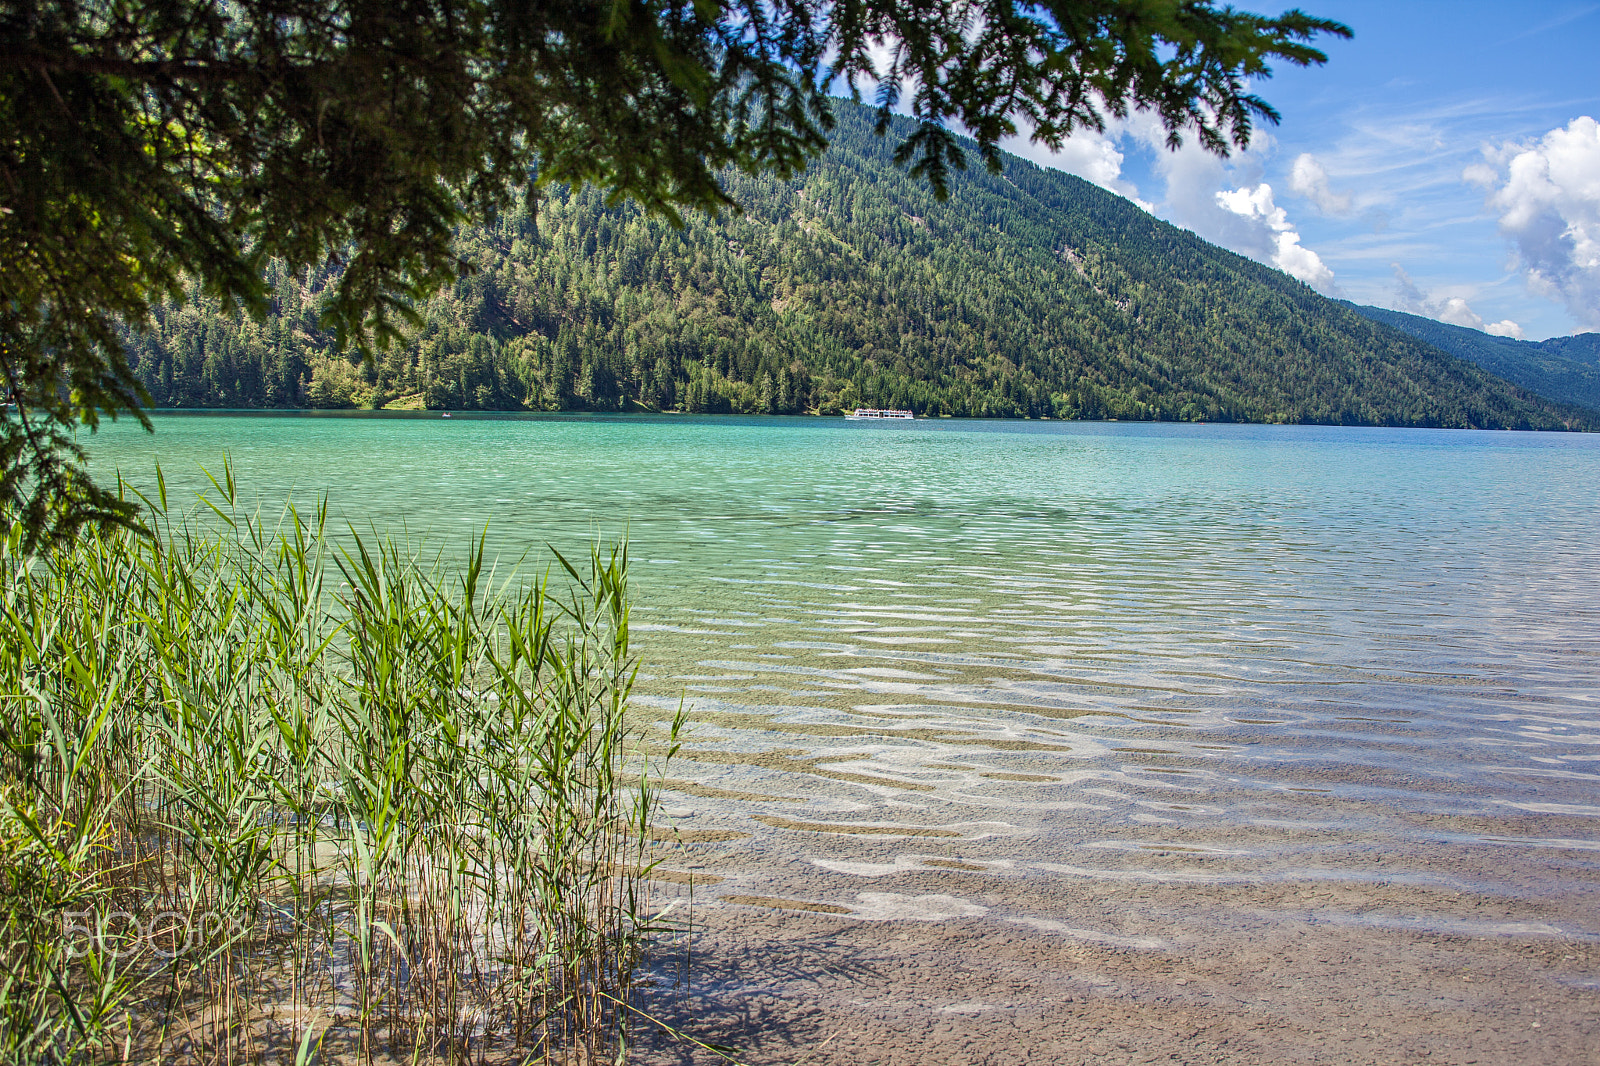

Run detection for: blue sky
[[1001, 2, 1600, 340]]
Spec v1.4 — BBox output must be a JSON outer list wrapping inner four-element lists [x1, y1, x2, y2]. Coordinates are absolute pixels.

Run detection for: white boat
[[845, 408, 914, 420]]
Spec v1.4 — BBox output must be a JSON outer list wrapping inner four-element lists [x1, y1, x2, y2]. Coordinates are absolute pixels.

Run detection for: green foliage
[[2, 0, 1348, 546], [0, 470, 685, 1062], [124, 106, 1596, 431], [1347, 303, 1600, 413]]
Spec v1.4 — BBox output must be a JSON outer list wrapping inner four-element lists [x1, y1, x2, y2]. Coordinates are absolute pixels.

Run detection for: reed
[[0, 464, 685, 1064]]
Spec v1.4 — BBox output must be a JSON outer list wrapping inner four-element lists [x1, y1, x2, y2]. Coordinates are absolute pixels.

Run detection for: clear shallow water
[[88, 413, 1600, 938]]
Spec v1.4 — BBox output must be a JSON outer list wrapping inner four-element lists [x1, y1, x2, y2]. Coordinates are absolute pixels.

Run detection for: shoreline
[[104, 407, 1597, 432]]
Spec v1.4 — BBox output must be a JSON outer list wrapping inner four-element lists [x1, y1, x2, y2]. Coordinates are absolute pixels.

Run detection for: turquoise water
[[88, 413, 1600, 937]]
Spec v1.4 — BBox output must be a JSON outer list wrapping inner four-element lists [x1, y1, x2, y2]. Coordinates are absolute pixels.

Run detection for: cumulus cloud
[[1214, 182, 1338, 291], [1469, 116, 1600, 330], [1114, 120, 1337, 293], [1436, 296, 1484, 328], [1289, 154, 1352, 215], [998, 106, 1162, 210], [1002, 125, 1152, 210], [1045, 133, 1128, 192], [1391, 265, 1524, 338], [1008, 112, 1336, 293]]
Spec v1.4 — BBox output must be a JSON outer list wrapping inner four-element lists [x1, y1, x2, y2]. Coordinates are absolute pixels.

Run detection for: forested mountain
[[1345, 303, 1600, 413], [122, 104, 1593, 430]]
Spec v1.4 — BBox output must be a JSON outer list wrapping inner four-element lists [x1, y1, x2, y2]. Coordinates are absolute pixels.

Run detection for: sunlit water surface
[[88, 413, 1600, 942]]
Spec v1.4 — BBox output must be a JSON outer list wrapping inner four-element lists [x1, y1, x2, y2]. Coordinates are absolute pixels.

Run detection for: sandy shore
[[635, 869, 1597, 1065]]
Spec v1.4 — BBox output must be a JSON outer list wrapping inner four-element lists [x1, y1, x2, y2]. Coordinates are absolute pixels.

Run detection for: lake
[[87, 412, 1600, 1063]]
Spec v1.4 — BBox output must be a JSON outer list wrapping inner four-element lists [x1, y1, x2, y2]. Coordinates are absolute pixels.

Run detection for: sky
[[995, 1, 1600, 341]]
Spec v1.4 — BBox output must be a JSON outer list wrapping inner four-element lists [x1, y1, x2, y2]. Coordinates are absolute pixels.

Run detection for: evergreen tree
[[3, 0, 1348, 545]]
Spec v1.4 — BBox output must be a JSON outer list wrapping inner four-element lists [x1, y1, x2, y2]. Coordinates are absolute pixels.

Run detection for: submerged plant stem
[[0, 463, 682, 1063]]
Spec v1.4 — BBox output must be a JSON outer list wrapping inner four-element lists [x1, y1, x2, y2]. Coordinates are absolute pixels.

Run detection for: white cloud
[[1435, 295, 1485, 329], [1048, 134, 1128, 192], [1471, 116, 1600, 330], [1006, 112, 1335, 292], [1115, 120, 1337, 293], [1289, 154, 1352, 215], [1390, 264, 1525, 338], [1214, 182, 1338, 291], [1002, 125, 1153, 210]]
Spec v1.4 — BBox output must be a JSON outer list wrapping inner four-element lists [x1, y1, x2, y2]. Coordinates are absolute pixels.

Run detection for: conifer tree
[[1, 0, 1349, 545]]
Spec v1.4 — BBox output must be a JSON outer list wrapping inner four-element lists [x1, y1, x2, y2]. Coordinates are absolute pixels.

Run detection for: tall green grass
[[0, 465, 685, 1063]]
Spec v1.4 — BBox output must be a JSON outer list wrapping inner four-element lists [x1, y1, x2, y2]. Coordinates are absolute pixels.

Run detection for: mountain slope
[[1345, 303, 1600, 412], [123, 104, 1593, 430]]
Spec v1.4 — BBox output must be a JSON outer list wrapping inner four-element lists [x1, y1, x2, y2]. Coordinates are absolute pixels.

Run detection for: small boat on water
[[845, 408, 914, 420]]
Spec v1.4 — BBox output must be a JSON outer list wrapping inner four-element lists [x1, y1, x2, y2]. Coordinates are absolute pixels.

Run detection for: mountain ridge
[[121, 103, 1595, 431], [1343, 303, 1600, 413]]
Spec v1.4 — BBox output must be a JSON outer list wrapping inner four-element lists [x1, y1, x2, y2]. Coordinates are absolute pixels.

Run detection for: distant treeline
[[122, 105, 1594, 430]]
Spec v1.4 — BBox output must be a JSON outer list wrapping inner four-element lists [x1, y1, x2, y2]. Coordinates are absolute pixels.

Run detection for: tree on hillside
[[0, 0, 1348, 546]]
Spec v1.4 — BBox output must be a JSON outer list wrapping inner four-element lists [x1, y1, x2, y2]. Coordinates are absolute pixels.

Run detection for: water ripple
[[90, 415, 1600, 935]]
